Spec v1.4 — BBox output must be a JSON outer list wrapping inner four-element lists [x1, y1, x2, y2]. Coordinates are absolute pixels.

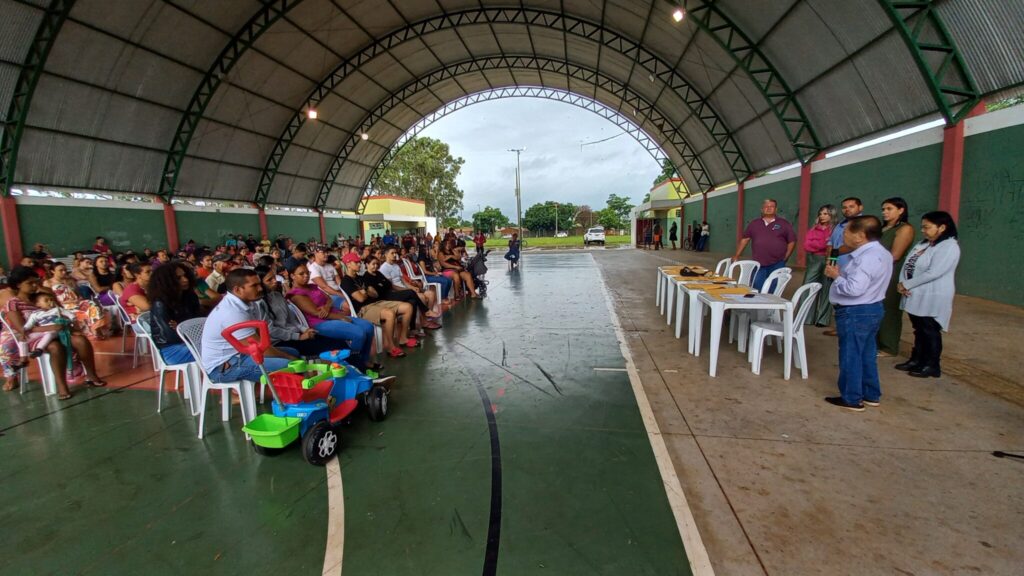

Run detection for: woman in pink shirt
[[801, 204, 837, 326]]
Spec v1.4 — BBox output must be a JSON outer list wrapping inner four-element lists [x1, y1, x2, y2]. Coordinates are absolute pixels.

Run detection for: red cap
[[341, 252, 362, 264]]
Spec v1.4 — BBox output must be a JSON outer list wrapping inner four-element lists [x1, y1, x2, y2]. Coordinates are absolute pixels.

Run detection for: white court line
[[593, 254, 715, 576], [322, 457, 345, 576], [592, 367, 628, 372]]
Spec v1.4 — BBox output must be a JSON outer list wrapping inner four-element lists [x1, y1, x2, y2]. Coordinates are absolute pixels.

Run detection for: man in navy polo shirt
[[732, 198, 796, 290]]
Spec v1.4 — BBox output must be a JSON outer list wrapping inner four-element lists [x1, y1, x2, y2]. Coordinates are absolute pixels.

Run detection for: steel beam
[[877, 0, 980, 124], [157, 0, 303, 203], [350, 87, 677, 215], [310, 56, 713, 211], [0, 0, 75, 198], [678, 0, 822, 164], [254, 7, 749, 208]]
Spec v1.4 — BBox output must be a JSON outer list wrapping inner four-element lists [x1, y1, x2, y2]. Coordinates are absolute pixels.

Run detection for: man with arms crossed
[[733, 198, 796, 290]]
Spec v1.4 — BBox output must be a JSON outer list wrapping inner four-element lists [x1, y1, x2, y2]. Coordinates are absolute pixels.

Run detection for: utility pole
[[509, 148, 524, 241], [554, 201, 559, 236]]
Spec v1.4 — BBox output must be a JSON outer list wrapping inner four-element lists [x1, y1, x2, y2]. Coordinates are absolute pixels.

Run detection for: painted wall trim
[[265, 209, 319, 218], [684, 184, 737, 204], [13, 196, 165, 210], [744, 169, 801, 190], [964, 103, 1024, 137], [814, 127, 945, 173], [172, 204, 258, 215]]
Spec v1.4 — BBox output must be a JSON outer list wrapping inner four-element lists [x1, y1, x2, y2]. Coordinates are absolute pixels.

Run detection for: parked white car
[[584, 227, 606, 246]]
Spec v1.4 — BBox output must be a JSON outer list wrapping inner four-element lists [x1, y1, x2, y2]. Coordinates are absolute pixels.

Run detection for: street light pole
[[509, 148, 524, 241], [554, 201, 559, 236]]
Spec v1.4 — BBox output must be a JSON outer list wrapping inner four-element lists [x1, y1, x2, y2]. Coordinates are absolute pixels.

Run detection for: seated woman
[[118, 262, 152, 321], [0, 267, 107, 399], [411, 247, 453, 304], [43, 262, 111, 339], [440, 240, 479, 299], [338, 253, 414, 358], [283, 260, 378, 368], [89, 256, 117, 306], [147, 261, 203, 365], [254, 265, 377, 371], [71, 258, 95, 299]]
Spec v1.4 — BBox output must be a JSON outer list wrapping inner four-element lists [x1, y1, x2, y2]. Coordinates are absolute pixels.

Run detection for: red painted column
[[938, 102, 986, 222], [0, 196, 24, 268], [796, 153, 825, 268], [702, 188, 712, 222], [735, 180, 746, 243], [162, 203, 179, 253], [318, 211, 326, 244], [258, 208, 268, 240]]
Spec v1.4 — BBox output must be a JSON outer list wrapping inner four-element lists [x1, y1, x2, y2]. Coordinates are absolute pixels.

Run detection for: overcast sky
[[417, 98, 663, 223]]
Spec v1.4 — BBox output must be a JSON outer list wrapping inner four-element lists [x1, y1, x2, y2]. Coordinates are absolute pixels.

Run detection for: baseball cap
[[212, 253, 232, 263], [341, 252, 362, 264]]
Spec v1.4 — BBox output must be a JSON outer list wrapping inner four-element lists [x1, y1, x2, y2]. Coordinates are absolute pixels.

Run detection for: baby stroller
[[466, 249, 490, 297]]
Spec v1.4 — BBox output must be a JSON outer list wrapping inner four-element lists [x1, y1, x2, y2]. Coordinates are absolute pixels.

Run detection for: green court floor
[[1, 253, 689, 575]]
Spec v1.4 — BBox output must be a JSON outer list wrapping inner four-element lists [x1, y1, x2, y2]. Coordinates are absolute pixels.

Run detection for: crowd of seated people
[[2, 230, 485, 399]]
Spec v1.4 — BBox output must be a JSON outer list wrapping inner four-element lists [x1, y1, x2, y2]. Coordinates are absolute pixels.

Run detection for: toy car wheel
[[302, 421, 339, 466], [367, 385, 389, 422]]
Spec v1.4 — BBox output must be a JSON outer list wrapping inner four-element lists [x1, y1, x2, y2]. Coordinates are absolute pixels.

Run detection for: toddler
[[19, 292, 76, 361]]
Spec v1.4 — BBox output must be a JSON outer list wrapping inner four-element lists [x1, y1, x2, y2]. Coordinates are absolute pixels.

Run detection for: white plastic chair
[[714, 258, 732, 277], [730, 268, 793, 351], [402, 258, 443, 325], [728, 260, 761, 287], [337, 288, 383, 360], [0, 311, 57, 396], [286, 301, 310, 331], [136, 311, 198, 414], [115, 298, 150, 368], [176, 318, 257, 439], [748, 283, 822, 378]]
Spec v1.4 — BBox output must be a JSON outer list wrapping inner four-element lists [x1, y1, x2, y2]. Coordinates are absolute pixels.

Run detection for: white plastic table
[[673, 279, 736, 353], [693, 292, 794, 379]]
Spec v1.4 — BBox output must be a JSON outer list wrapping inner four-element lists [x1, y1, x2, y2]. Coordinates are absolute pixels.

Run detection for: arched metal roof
[[1, 0, 1022, 212]]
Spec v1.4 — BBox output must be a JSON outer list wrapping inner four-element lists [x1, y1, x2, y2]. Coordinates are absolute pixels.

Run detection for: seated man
[[307, 246, 347, 310], [200, 269, 299, 383], [380, 246, 440, 330]]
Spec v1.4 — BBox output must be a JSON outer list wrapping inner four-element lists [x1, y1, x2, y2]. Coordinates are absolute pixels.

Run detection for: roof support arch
[[333, 87, 682, 214], [675, 0, 822, 164], [253, 7, 750, 209], [876, 0, 980, 124], [0, 0, 75, 198], [312, 56, 711, 211], [156, 0, 303, 204]]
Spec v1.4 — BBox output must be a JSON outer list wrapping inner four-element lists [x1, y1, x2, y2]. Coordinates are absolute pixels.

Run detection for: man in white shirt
[[308, 247, 347, 310], [201, 269, 299, 383], [205, 254, 231, 293], [380, 246, 441, 330]]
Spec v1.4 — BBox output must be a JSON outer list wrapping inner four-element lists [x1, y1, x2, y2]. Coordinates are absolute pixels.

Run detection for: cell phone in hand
[[743, 293, 756, 298]]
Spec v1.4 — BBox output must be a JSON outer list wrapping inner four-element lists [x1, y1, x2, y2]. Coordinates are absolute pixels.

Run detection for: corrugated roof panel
[[0, 0, 41, 64], [604, 0, 654, 40], [418, 29, 472, 63], [732, 115, 792, 172], [843, 32, 935, 131], [717, 0, 800, 43], [0, 62, 22, 125], [288, 0, 371, 59], [796, 60, 888, 148], [673, 32, 734, 96], [254, 19, 340, 81], [806, 0, 890, 53], [939, 0, 1024, 95], [536, 69, 572, 92], [761, 1, 851, 89]]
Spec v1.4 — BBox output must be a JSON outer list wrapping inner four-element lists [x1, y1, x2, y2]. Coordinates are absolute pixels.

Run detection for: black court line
[[0, 377, 153, 435], [454, 353, 502, 576]]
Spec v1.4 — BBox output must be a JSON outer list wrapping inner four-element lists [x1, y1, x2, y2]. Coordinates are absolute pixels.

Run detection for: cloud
[[419, 98, 663, 221]]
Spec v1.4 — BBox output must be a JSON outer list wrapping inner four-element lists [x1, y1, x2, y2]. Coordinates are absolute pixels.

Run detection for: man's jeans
[[835, 302, 885, 405], [208, 347, 299, 383], [752, 260, 786, 291]]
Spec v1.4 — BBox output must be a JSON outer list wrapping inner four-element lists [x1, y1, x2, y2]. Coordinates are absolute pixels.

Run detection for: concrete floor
[[593, 247, 1024, 575]]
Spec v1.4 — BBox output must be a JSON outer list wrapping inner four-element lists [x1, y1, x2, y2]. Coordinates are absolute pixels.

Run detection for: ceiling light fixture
[[672, 8, 685, 23], [360, 132, 369, 141], [306, 108, 318, 120]]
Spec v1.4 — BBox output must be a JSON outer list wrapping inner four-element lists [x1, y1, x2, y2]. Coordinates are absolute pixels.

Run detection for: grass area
[[481, 235, 631, 249]]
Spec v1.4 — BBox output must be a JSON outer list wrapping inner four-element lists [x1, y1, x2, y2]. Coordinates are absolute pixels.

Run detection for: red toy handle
[[221, 320, 271, 365]]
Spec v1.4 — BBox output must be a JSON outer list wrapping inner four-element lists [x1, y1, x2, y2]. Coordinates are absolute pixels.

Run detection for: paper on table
[[702, 286, 751, 295]]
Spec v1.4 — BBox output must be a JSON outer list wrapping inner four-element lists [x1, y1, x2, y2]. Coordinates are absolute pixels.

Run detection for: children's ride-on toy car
[[222, 320, 395, 466]]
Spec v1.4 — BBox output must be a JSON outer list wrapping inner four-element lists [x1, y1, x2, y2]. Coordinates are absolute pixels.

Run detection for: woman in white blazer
[[895, 211, 961, 378]]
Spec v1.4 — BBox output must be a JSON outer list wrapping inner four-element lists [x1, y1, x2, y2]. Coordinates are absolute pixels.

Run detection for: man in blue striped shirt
[[823, 215, 892, 411]]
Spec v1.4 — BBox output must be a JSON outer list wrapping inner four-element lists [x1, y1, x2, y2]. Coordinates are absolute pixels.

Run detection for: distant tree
[[652, 158, 678, 186], [522, 201, 578, 234], [605, 194, 634, 223], [642, 191, 651, 203], [374, 137, 465, 221], [441, 216, 461, 229], [575, 205, 596, 229], [597, 207, 623, 230], [472, 206, 510, 234]]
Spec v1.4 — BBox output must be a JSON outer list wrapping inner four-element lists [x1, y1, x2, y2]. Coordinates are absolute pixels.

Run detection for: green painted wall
[[704, 193, 736, 255], [809, 144, 942, 230], [324, 217, 360, 241], [744, 177, 801, 226], [18, 204, 167, 257], [175, 210, 260, 248], [958, 123, 1024, 305], [267, 214, 320, 245]]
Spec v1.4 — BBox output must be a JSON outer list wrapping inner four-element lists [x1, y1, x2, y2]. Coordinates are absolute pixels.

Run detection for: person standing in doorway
[[823, 197, 864, 335], [732, 199, 796, 290], [668, 221, 678, 250], [697, 221, 710, 252], [823, 215, 892, 412]]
